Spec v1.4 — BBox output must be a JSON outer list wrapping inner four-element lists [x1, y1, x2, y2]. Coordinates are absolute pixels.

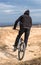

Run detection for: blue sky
[[0, 0, 41, 26]]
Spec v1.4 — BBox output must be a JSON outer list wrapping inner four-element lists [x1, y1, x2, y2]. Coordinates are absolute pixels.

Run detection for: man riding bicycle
[[13, 10, 32, 51]]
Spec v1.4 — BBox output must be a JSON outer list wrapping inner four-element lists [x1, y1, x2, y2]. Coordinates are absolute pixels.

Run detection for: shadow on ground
[[19, 57, 41, 65], [0, 57, 41, 65]]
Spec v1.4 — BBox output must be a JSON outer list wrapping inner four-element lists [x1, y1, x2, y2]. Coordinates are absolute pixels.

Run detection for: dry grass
[[0, 26, 41, 65]]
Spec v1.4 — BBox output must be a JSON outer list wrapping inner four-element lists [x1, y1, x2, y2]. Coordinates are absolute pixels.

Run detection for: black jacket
[[14, 14, 32, 29]]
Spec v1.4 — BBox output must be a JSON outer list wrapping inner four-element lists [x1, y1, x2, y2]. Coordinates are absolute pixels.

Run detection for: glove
[[13, 27, 16, 30]]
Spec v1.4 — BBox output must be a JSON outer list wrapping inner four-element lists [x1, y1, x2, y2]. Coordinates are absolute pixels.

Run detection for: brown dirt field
[[0, 26, 41, 65]]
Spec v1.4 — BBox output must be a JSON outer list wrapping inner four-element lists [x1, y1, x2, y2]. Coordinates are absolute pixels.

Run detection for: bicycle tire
[[18, 42, 25, 60]]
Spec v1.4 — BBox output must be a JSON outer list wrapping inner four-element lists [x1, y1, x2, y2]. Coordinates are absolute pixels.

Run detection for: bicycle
[[15, 29, 26, 60], [14, 27, 30, 60]]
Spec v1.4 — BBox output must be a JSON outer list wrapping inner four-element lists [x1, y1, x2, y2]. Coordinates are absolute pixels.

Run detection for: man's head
[[24, 10, 30, 16]]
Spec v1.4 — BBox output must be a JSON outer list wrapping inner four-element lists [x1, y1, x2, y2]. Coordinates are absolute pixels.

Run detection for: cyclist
[[13, 10, 32, 51]]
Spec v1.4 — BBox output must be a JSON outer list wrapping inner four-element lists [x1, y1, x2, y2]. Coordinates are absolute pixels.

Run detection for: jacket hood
[[24, 10, 30, 15]]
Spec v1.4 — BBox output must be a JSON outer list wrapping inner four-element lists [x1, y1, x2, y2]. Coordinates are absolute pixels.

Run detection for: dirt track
[[0, 26, 41, 65]]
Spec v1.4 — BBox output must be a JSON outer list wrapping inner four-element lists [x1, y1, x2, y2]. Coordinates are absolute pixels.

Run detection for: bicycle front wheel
[[18, 42, 25, 60]]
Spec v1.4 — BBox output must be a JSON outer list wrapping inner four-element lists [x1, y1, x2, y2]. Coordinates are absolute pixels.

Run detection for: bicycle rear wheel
[[18, 42, 25, 60]]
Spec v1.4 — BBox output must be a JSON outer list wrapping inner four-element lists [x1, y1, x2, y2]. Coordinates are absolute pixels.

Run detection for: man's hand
[[13, 27, 16, 30]]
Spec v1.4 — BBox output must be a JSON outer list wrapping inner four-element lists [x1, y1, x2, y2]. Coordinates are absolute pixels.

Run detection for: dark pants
[[14, 28, 30, 47]]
